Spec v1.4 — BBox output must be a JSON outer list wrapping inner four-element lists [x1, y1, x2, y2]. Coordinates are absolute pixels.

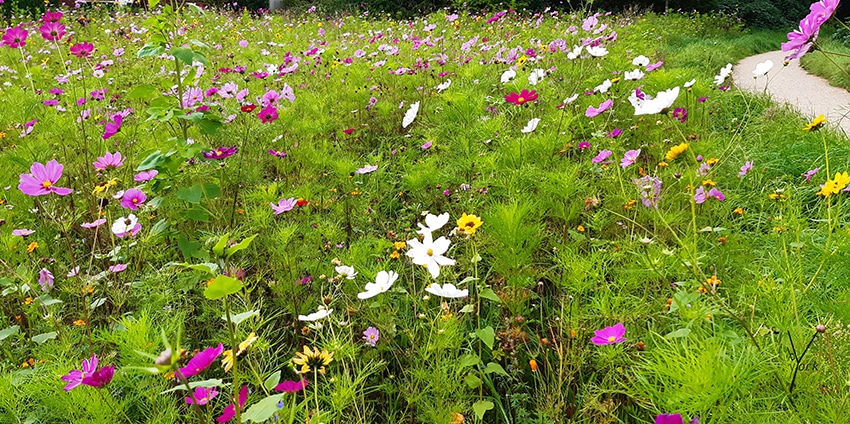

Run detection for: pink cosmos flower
[[258, 106, 278, 123], [61, 354, 114, 390], [621, 149, 641, 169], [268, 150, 287, 158], [672, 107, 688, 123], [645, 61, 664, 72], [708, 187, 725, 201], [134, 170, 159, 182], [39, 22, 66, 42], [738, 161, 753, 177], [273, 379, 308, 393], [12, 229, 34, 236], [282, 83, 295, 103], [70, 42, 94, 58], [271, 197, 296, 215], [586, 99, 612, 117], [421, 141, 433, 150], [42, 11, 63, 23], [608, 128, 623, 138], [592, 150, 612, 164], [363, 327, 380, 347], [177, 343, 224, 378], [120, 188, 146, 210], [656, 413, 700, 424], [577, 141, 591, 149], [504, 89, 538, 105], [802, 168, 819, 182], [217, 385, 249, 423], [39, 268, 54, 291], [94, 151, 124, 171], [695, 187, 723, 204], [19, 160, 73, 196], [81, 219, 106, 229], [186, 386, 219, 405], [694, 186, 707, 204], [356, 164, 378, 174], [591, 322, 627, 345], [1, 26, 28, 49], [109, 264, 127, 273], [203, 147, 238, 160]]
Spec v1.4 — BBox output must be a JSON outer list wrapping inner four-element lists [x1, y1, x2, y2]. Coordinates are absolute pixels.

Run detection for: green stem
[[223, 297, 242, 423]]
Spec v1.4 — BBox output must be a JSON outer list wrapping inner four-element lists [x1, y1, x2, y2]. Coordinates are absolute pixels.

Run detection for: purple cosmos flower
[[656, 414, 700, 424], [81, 219, 106, 229], [258, 106, 278, 123], [708, 187, 725, 201], [178, 343, 224, 378], [271, 197, 296, 215], [186, 386, 218, 405], [268, 150, 287, 158], [120, 188, 146, 211], [70, 42, 94, 58], [592, 150, 613, 164], [738, 161, 753, 178], [203, 147, 238, 160], [39, 268, 54, 292], [634, 175, 662, 208], [697, 96, 708, 103], [109, 264, 127, 273], [356, 164, 378, 174], [591, 322, 627, 345], [39, 22, 66, 42], [102, 114, 123, 140], [19, 160, 73, 197], [645, 61, 664, 72], [577, 141, 591, 149], [363, 327, 380, 347], [672, 107, 688, 123], [12, 229, 34, 237], [802, 168, 819, 182], [694, 186, 707, 204], [586, 99, 613, 117], [281, 83, 295, 103], [273, 379, 308, 393], [421, 141, 433, 150], [49, 88, 64, 96], [217, 385, 249, 423], [42, 11, 63, 23], [134, 170, 159, 182], [621, 149, 641, 169], [608, 128, 623, 138], [1, 26, 28, 49], [93, 151, 124, 171], [61, 354, 114, 390], [694, 187, 723, 204]]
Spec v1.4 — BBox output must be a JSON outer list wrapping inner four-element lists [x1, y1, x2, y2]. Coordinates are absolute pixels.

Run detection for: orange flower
[[529, 359, 538, 372], [296, 198, 309, 207], [73, 319, 86, 326], [450, 412, 465, 424], [27, 242, 38, 253]]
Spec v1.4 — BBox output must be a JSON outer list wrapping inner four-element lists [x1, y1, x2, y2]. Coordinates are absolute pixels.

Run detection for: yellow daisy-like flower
[[292, 345, 334, 375], [516, 55, 527, 68], [393, 241, 407, 250], [27, 242, 38, 253], [702, 179, 716, 186], [817, 171, 850, 197], [733, 207, 744, 215], [222, 349, 235, 373], [456, 213, 483, 236], [222, 332, 259, 373], [664, 142, 689, 161], [389, 251, 401, 260], [803, 114, 827, 131], [706, 157, 719, 166]]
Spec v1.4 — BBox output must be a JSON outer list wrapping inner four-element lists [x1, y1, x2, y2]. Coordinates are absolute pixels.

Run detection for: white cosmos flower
[[406, 231, 455, 279], [111, 214, 140, 238], [752, 60, 773, 77], [521, 118, 540, 133], [563, 94, 579, 104], [417, 212, 450, 235], [632, 55, 650, 67], [500, 69, 516, 83], [298, 306, 333, 321], [435, 79, 452, 92], [528, 68, 545, 85], [357, 270, 398, 299], [631, 86, 680, 116], [714, 63, 733, 86], [624, 69, 644, 81], [425, 283, 468, 298], [594, 79, 612, 93], [567, 45, 583, 60], [684, 78, 696, 88], [335, 265, 357, 280], [586, 45, 608, 57], [402, 101, 420, 128]]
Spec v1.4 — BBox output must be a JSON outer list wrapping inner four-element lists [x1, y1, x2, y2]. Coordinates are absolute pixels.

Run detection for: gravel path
[[732, 50, 850, 137]]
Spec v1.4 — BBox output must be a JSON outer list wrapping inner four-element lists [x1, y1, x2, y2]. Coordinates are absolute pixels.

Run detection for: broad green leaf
[[459, 304, 475, 313], [204, 275, 242, 300], [177, 185, 203, 204], [193, 51, 210, 67], [183, 208, 211, 222], [475, 326, 495, 350], [478, 288, 501, 303], [32, 332, 58, 344], [202, 182, 221, 200], [187, 263, 219, 274], [223, 310, 259, 326], [464, 372, 482, 389], [37, 295, 62, 306], [148, 0, 160, 9], [178, 236, 203, 260], [241, 394, 286, 423], [0, 325, 20, 341], [149, 219, 169, 236], [127, 84, 157, 99], [136, 151, 165, 171], [212, 234, 229, 257], [225, 234, 258, 258], [160, 379, 223, 394], [457, 276, 478, 286], [666, 328, 691, 338], [458, 353, 481, 368], [198, 118, 222, 135], [137, 43, 165, 58], [472, 400, 494, 420], [483, 362, 508, 377], [187, 3, 203, 14], [263, 371, 281, 391], [90, 297, 107, 310]]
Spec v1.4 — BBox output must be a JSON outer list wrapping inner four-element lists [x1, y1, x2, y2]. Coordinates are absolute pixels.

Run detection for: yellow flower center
[[42, 180, 52, 189], [607, 336, 616, 343], [517, 97, 525, 104], [132, 198, 138, 203], [427, 248, 434, 256]]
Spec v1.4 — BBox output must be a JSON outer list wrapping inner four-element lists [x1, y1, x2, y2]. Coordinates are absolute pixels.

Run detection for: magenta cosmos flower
[[102, 114, 123, 140], [258, 105, 278, 123], [19, 160, 73, 196], [186, 386, 219, 405], [61, 354, 115, 390], [203, 147, 238, 160], [656, 413, 699, 424], [591, 322, 627, 345], [2, 26, 28, 49], [694, 187, 725, 204], [94, 151, 124, 171], [217, 385, 249, 423], [70, 42, 94, 58], [39, 22, 66, 42], [120, 188, 146, 210], [274, 379, 308, 393], [504, 89, 538, 106], [586, 99, 613, 117], [42, 11, 64, 23], [177, 343, 224, 378]]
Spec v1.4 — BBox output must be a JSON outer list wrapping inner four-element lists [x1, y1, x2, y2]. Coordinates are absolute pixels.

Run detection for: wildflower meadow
[[0, 0, 849, 422]]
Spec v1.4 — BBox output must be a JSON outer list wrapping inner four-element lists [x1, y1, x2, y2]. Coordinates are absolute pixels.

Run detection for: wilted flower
[[633, 175, 662, 208], [38, 268, 54, 291]]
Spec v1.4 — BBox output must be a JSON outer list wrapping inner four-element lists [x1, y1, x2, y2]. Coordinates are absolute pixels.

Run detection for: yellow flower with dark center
[[664, 143, 689, 161], [516, 55, 527, 68], [803, 114, 827, 131], [292, 345, 334, 375], [456, 213, 483, 236], [733, 207, 744, 215], [222, 332, 259, 373], [706, 157, 719, 166], [389, 251, 400, 259], [816, 172, 850, 197], [702, 179, 716, 186]]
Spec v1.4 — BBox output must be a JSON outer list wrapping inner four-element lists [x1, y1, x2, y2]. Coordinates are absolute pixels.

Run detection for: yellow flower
[[624, 199, 636, 210], [0, 132, 6, 139], [816, 172, 850, 197], [702, 179, 716, 186], [393, 241, 407, 250], [389, 251, 401, 259], [803, 114, 827, 131], [27, 242, 38, 253], [733, 207, 744, 215], [238, 332, 258, 353], [516, 55, 527, 67], [24, 297, 32, 305], [456, 213, 483, 236], [73, 319, 86, 326], [706, 158, 719, 166], [664, 143, 689, 161], [658, 161, 669, 168], [292, 345, 334, 375], [222, 349, 234, 372]]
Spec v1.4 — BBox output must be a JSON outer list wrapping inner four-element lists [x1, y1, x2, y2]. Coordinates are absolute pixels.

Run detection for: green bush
[[2, 0, 47, 20]]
